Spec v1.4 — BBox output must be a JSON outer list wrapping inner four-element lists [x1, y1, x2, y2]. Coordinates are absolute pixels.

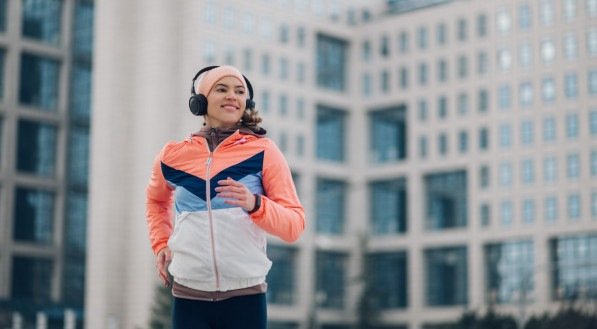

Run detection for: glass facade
[[316, 105, 346, 162], [316, 251, 347, 309], [316, 178, 346, 235], [367, 251, 408, 309], [485, 241, 534, 304], [424, 171, 467, 230], [13, 187, 55, 244], [370, 179, 407, 235], [425, 247, 468, 306], [21, 0, 62, 45], [17, 119, 58, 177], [267, 246, 297, 305], [316, 34, 347, 91], [551, 235, 597, 300], [19, 53, 60, 111], [369, 106, 407, 162]]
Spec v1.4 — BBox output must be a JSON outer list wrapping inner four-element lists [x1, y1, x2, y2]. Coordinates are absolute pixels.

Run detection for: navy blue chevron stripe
[[161, 151, 264, 200]]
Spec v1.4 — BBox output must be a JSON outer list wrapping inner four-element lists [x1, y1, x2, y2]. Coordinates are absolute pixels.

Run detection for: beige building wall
[[87, 0, 597, 328]]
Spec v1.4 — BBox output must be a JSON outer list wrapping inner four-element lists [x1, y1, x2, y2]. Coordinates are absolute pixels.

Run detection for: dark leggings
[[172, 293, 267, 329]]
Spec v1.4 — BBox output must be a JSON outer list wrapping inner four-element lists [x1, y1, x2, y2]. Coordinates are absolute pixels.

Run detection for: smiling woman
[[145, 65, 306, 329]]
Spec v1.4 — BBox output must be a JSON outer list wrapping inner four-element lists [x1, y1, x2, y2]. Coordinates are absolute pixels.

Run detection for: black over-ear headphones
[[189, 65, 256, 116]]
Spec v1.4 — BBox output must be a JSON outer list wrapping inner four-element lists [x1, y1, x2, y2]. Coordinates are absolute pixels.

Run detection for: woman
[[146, 65, 305, 328]]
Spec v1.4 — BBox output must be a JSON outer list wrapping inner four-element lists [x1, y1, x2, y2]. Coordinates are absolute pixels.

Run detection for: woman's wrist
[[248, 194, 261, 214]]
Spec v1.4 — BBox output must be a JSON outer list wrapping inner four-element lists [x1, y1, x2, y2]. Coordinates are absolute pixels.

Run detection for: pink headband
[[196, 65, 248, 96]]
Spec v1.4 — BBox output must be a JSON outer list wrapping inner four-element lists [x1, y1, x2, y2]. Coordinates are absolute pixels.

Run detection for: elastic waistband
[[174, 276, 266, 293]]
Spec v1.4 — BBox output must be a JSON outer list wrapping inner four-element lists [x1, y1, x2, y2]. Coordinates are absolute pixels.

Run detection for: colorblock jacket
[[146, 130, 305, 292]]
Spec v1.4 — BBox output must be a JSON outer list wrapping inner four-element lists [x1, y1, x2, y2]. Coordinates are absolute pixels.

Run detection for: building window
[[437, 23, 447, 45], [419, 136, 428, 158], [499, 123, 512, 149], [380, 34, 390, 57], [21, 0, 62, 45], [501, 200, 513, 226], [370, 179, 407, 235], [521, 120, 534, 145], [592, 192, 597, 219], [457, 93, 468, 115], [399, 67, 408, 90], [477, 51, 488, 75], [478, 89, 489, 113], [367, 252, 408, 309], [519, 82, 533, 107], [541, 39, 556, 64], [567, 153, 580, 180], [567, 194, 581, 220], [418, 99, 428, 122], [261, 53, 270, 76], [485, 240, 534, 304], [458, 130, 468, 153], [417, 26, 428, 49], [398, 31, 408, 53], [279, 24, 289, 44], [13, 187, 55, 244], [544, 156, 558, 183], [565, 72, 578, 99], [543, 117, 557, 142], [540, 0, 555, 26], [11, 256, 53, 303], [566, 113, 579, 140], [418, 62, 428, 85], [68, 127, 90, 187], [592, 150, 597, 177], [457, 55, 467, 79], [438, 96, 448, 119], [267, 246, 296, 305], [438, 133, 448, 155], [542, 77, 556, 103], [477, 14, 487, 38], [316, 105, 345, 162], [369, 106, 407, 162], [362, 40, 371, 62], [588, 29, 597, 56], [522, 199, 535, 224], [498, 84, 511, 110], [424, 171, 467, 230], [243, 49, 253, 72], [17, 119, 57, 177], [564, 34, 578, 60], [279, 94, 288, 117], [545, 196, 558, 222], [479, 127, 489, 150], [518, 4, 532, 30], [316, 34, 347, 91], [297, 26, 306, 47], [480, 165, 490, 189], [362, 73, 371, 97], [516, 44, 531, 70], [457, 18, 467, 41], [480, 203, 491, 227], [437, 59, 448, 83], [550, 235, 597, 300], [19, 53, 60, 111], [380, 70, 390, 93], [425, 247, 468, 306], [296, 62, 305, 84], [522, 159, 534, 185], [279, 57, 289, 80], [0, 0, 6, 32], [496, 8, 511, 34], [592, 111, 597, 136], [589, 70, 597, 95], [563, 0, 578, 21], [497, 48, 512, 71], [316, 251, 347, 309], [590, 0, 597, 17], [499, 162, 513, 187], [316, 178, 346, 235]]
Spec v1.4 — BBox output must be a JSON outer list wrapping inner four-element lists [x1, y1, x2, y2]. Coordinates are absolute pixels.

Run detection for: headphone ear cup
[[246, 99, 255, 111], [189, 94, 208, 116]]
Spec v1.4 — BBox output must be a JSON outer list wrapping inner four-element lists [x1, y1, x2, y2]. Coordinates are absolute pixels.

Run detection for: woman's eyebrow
[[214, 83, 245, 89]]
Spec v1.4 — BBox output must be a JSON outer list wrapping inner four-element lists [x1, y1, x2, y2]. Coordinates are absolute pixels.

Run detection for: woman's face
[[205, 76, 247, 129]]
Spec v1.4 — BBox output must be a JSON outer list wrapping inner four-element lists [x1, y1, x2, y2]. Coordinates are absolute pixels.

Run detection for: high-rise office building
[[88, 0, 597, 328], [0, 0, 94, 328]]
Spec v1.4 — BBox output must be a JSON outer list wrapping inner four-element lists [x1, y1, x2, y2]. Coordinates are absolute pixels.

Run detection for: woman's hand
[[156, 247, 172, 287], [215, 177, 257, 211]]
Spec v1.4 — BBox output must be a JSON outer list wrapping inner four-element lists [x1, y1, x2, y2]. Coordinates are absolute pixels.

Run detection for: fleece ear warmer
[[196, 65, 248, 96]]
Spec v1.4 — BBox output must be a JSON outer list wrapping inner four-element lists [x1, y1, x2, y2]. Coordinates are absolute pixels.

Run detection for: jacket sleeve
[[146, 145, 174, 254], [250, 141, 305, 242]]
